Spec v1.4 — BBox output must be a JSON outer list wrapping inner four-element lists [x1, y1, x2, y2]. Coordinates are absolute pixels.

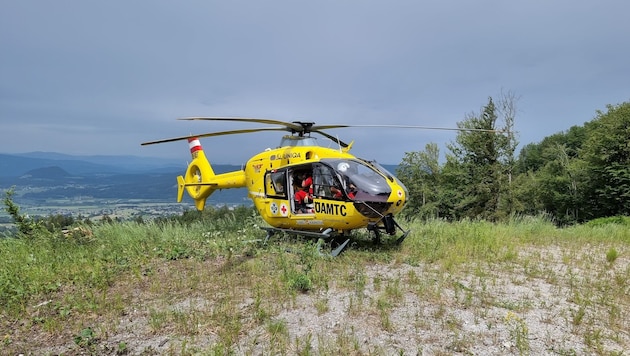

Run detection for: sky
[[1, 0, 629, 165]]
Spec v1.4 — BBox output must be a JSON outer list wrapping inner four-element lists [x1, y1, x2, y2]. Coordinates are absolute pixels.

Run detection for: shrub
[[3, 188, 48, 239], [586, 216, 630, 227]]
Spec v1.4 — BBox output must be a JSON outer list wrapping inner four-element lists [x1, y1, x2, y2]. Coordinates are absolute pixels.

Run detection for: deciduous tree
[[397, 143, 441, 219], [581, 102, 630, 217]]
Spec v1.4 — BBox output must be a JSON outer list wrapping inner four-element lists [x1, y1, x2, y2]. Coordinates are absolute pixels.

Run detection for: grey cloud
[[1, 1, 629, 163]]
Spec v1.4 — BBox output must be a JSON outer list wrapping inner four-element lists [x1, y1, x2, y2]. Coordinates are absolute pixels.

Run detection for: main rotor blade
[[178, 117, 305, 131], [311, 124, 351, 131], [141, 127, 289, 146], [311, 124, 504, 146], [312, 129, 350, 148], [143, 119, 504, 147], [178, 117, 504, 133], [319, 124, 506, 133]]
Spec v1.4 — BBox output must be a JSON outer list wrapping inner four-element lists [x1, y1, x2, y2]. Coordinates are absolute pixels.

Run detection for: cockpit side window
[[265, 170, 287, 198], [312, 163, 342, 199]]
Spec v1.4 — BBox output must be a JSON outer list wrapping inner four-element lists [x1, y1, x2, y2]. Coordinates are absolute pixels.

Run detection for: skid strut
[[367, 214, 410, 244], [260, 226, 351, 257]]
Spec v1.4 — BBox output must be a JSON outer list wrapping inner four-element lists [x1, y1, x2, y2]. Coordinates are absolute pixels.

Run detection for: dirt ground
[[13, 245, 630, 355]]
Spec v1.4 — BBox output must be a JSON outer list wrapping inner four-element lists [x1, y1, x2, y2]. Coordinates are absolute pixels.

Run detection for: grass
[[0, 214, 629, 354]]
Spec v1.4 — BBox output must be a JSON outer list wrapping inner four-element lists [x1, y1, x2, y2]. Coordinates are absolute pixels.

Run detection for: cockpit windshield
[[371, 160, 408, 196], [321, 158, 392, 199]]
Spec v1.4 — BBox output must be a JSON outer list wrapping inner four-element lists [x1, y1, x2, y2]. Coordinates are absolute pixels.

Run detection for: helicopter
[[142, 117, 501, 255]]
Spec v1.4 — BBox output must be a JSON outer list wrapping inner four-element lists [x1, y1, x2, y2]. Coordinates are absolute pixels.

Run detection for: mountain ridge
[[0, 152, 192, 177]]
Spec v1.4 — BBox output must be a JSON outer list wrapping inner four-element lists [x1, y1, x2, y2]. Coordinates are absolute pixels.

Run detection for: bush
[[3, 188, 48, 239], [586, 216, 630, 227]]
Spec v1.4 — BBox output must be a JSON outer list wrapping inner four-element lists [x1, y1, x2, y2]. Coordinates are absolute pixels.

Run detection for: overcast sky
[[1, 1, 628, 164]]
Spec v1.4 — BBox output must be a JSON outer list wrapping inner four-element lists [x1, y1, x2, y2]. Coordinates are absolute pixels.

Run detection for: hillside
[[21, 166, 72, 179]]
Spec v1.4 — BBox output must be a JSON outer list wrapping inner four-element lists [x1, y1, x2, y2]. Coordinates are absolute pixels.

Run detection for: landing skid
[[259, 226, 351, 257], [367, 213, 410, 245]]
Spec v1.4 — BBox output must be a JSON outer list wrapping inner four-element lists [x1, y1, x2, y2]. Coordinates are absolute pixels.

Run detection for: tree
[[513, 101, 629, 223], [397, 143, 442, 219], [514, 124, 589, 224], [581, 102, 630, 217], [445, 95, 517, 220], [534, 144, 588, 223], [495, 90, 520, 216], [516, 125, 586, 174]]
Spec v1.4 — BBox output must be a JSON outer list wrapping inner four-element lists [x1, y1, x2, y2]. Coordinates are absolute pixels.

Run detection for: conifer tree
[[445, 96, 516, 220]]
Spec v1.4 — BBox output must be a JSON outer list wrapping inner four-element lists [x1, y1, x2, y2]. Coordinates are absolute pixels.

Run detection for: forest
[[396, 94, 629, 225]]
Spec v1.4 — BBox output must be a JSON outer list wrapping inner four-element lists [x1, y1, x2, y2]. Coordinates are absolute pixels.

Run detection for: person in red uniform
[[302, 172, 313, 195], [294, 185, 313, 213], [347, 183, 357, 199], [331, 182, 357, 199]]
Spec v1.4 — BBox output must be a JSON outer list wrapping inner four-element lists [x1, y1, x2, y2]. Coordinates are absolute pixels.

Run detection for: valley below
[[0, 152, 249, 230]]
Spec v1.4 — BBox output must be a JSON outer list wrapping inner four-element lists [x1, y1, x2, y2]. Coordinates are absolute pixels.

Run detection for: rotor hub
[[291, 121, 316, 136]]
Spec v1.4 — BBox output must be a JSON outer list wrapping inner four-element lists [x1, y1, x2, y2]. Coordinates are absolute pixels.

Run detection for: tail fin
[[177, 138, 246, 211], [176, 175, 186, 203]]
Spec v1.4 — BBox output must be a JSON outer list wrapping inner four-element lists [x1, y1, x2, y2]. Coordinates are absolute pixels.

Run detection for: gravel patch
[[22, 244, 630, 355]]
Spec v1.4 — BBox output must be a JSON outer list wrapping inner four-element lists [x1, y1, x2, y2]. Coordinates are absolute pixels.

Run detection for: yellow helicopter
[[141, 117, 498, 255]]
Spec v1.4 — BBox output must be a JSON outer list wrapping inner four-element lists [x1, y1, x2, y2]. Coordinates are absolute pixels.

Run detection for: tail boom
[[178, 138, 246, 210]]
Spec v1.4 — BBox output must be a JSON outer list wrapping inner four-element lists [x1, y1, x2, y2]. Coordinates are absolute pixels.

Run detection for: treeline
[[397, 95, 629, 225]]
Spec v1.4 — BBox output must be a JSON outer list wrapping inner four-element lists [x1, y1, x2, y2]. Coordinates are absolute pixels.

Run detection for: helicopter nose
[[391, 189, 406, 210]]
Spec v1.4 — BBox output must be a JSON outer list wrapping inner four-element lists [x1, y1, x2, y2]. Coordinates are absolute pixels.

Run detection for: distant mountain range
[[0, 152, 188, 177], [0, 152, 247, 204]]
